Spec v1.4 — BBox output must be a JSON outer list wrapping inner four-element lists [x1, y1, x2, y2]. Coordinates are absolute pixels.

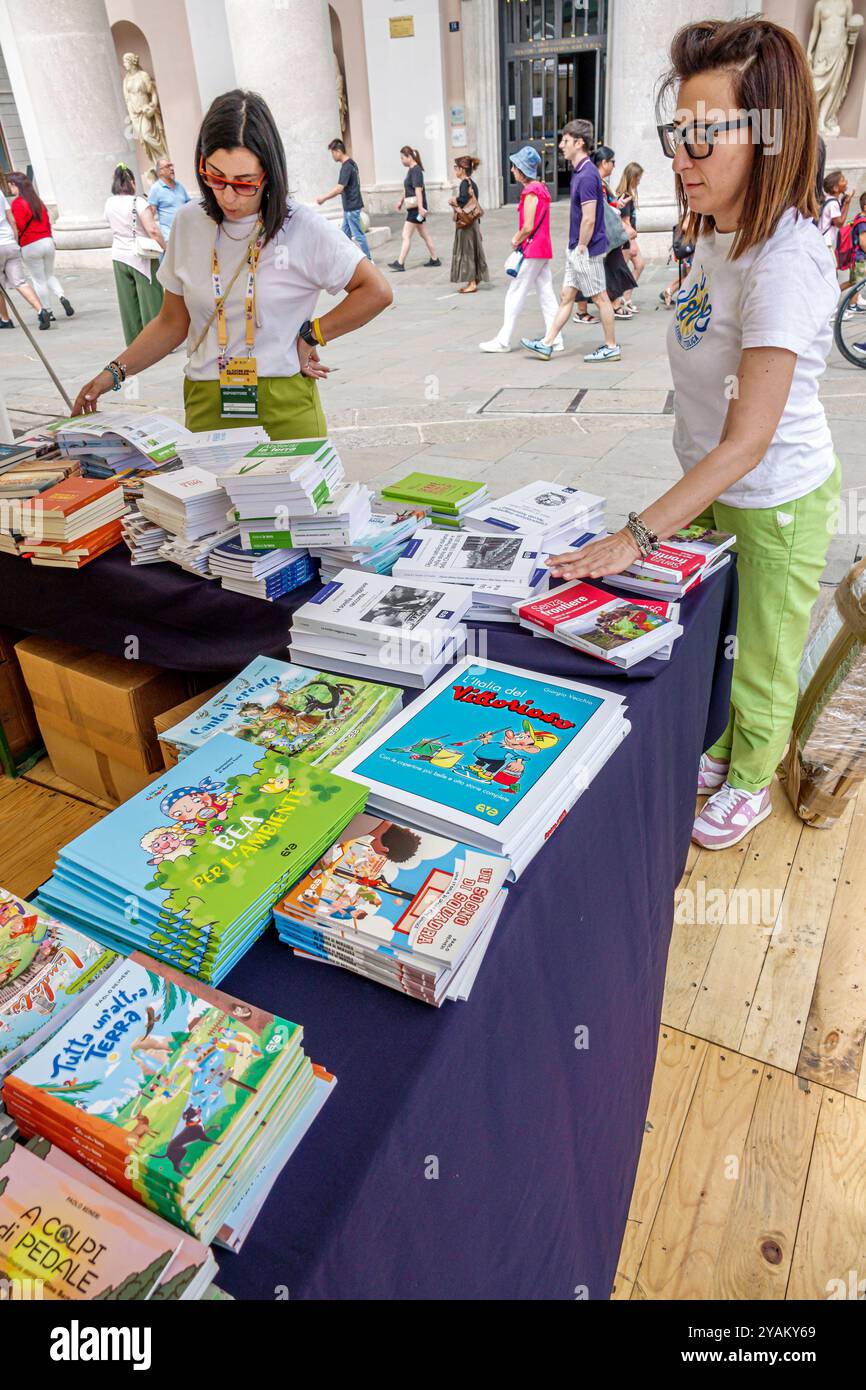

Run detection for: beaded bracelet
[[626, 511, 659, 558], [104, 362, 122, 392]]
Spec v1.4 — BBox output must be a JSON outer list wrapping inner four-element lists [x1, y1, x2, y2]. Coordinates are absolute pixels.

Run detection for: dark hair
[[860, 191, 866, 210], [561, 119, 594, 152], [328, 138, 347, 154], [657, 18, 819, 259], [8, 171, 44, 221], [111, 164, 136, 196], [815, 137, 826, 206], [378, 824, 421, 863], [400, 145, 424, 170], [823, 169, 844, 195], [591, 146, 615, 166], [454, 155, 480, 175], [196, 89, 290, 244]]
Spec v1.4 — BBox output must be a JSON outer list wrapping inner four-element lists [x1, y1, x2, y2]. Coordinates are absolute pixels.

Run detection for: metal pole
[[0, 375, 12, 444], [0, 270, 73, 413]]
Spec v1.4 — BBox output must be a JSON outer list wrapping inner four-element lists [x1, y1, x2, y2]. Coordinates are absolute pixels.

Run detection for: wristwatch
[[298, 320, 318, 347]]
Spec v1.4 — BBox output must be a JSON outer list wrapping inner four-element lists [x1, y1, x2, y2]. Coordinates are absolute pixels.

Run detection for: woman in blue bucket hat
[[480, 146, 563, 353]]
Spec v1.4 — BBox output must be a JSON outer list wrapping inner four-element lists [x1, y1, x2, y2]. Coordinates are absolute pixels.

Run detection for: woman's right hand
[[72, 369, 115, 416]]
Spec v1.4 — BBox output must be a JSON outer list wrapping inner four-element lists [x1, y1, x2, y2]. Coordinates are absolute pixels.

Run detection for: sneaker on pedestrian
[[37, 308, 51, 330], [480, 339, 510, 352], [0, 318, 13, 329], [691, 781, 772, 850], [60, 297, 75, 317], [697, 752, 729, 795], [388, 260, 405, 272], [552, 341, 565, 352], [424, 258, 442, 267], [521, 337, 553, 359], [583, 344, 621, 362]]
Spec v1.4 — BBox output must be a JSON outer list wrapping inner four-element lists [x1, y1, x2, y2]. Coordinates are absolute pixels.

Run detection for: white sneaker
[[552, 341, 565, 353], [480, 339, 510, 353]]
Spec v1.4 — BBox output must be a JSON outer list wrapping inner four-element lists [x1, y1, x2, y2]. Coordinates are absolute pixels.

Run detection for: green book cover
[[381, 472, 484, 514]]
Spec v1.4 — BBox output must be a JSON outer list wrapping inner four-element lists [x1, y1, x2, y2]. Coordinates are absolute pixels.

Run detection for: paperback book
[[515, 581, 683, 668]]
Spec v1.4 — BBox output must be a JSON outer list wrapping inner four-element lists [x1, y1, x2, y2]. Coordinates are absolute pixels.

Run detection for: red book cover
[[26, 518, 124, 556], [632, 545, 703, 581], [631, 597, 678, 619], [38, 476, 122, 517], [517, 581, 612, 632]]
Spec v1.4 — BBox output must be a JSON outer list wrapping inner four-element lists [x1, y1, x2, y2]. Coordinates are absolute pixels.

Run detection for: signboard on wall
[[389, 15, 414, 37]]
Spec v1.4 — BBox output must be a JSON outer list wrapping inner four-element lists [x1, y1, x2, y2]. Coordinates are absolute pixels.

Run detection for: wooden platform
[[3, 759, 865, 1300]]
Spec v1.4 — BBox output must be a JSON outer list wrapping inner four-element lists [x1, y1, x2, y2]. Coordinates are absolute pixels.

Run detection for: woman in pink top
[[480, 146, 562, 353]]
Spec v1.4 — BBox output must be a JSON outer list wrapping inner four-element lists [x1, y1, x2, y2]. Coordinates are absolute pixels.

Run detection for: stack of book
[[3, 953, 337, 1246], [122, 509, 168, 565], [463, 481, 605, 551], [0, 439, 55, 472], [312, 505, 428, 581], [603, 524, 735, 599], [1, 1140, 226, 1300], [33, 411, 193, 476], [0, 459, 80, 556], [0, 886, 120, 1140], [20, 477, 126, 568], [138, 468, 231, 544], [290, 569, 471, 688], [515, 581, 683, 668], [216, 439, 346, 549], [273, 813, 509, 1006], [333, 656, 629, 879], [176, 425, 270, 473], [281, 482, 372, 548], [393, 528, 549, 623], [160, 525, 240, 579], [208, 535, 315, 600], [157, 655, 402, 769], [381, 471, 489, 529], [35, 732, 368, 984]]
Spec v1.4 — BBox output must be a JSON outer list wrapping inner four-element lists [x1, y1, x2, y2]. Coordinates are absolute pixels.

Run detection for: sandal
[[659, 288, 673, 308], [614, 307, 634, 320], [572, 313, 595, 324], [459, 285, 478, 294]]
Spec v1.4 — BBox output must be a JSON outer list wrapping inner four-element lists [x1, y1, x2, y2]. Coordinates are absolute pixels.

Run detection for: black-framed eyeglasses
[[657, 117, 755, 160]]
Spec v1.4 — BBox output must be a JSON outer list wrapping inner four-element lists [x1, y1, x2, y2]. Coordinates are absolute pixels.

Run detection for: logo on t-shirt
[[675, 269, 712, 350]]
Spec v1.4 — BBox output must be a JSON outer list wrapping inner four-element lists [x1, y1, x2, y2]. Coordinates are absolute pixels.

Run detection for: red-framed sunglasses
[[198, 157, 267, 196]]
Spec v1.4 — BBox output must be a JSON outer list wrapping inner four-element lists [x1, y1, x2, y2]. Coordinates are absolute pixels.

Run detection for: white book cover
[[292, 569, 472, 647], [463, 483, 605, 536], [142, 467, 227, 504], [393, 528, 545, 587]]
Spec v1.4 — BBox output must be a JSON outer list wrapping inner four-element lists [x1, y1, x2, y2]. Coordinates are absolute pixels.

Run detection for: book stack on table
[[515, 581, 683, 668], [156, 655, 402, 769], [0, 457, 79, 556], [273, 813, 509, 1006], [381, 471, 489, 529], [3, 952, 337, 1247], [290, 569, 471, 688], [176, 425, 270, 473], [122, 509, 169, 565], [312, 505, 429, 581], [603, 524, 736, 600], [393, 528, 549, 623], [34, 733, 369, 984], [216, 439, 345, 550], [24, 411, 194, 479], [462, 481, 605, 552], [20, 477, 127, 568], [208, 534, 316, 601], [138, 468, 237, 577]]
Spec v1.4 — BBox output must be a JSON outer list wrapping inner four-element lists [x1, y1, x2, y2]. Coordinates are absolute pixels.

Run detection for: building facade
[[2, 0, 866, 257]]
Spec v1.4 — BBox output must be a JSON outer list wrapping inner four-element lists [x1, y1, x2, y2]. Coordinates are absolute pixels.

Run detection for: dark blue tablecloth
[[1, 548, 737, 1299]]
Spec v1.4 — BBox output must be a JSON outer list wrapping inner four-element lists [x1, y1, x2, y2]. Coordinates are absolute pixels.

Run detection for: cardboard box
[[15, 637, 194, 802], [154, 684, 225, 767], [0, 628, 40, 762]]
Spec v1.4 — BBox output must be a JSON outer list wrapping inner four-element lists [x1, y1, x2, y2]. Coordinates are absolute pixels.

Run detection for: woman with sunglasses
[[73, 90, 392, 437], [546, 18, 840, 850]]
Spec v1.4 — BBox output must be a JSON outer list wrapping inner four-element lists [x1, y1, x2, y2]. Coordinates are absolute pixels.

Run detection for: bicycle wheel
[[833, 280, 866, 367]]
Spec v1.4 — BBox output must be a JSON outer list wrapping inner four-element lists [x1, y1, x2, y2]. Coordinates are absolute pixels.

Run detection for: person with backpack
[[572, 147, 636, 322], [317, 139, 372, 261], [818, 169, 850, 255], [479, 146, 562, 352]]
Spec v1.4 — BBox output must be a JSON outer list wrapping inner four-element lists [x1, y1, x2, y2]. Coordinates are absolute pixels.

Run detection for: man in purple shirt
[[522, 119, 619, 362]]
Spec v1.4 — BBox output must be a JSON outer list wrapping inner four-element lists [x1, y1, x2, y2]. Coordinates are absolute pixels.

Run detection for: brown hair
[[616, 162, 643, 202], [400, 145, 424, 170], [8, 171, 45, 221], [657, 18, 819, 259], [823, 169, 844, 195], [560, 119, 594, 153], [454, 156, 480, 175]]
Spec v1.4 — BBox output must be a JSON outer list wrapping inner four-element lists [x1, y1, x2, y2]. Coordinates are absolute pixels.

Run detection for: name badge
[[219, 356, 259, 417]]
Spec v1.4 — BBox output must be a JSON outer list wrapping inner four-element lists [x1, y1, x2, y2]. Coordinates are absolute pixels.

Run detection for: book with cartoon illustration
[[157, 656, 402, 767], [34, 734, 367, 982], [515, 582, 683, 668], [0, 888, 120, 1075], [3, 955, 330, 1241], [334, 657, 628, 856]]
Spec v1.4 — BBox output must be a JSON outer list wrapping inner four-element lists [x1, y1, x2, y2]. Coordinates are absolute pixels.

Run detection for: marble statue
[[336, 65, 348, 135], [807, 0, 864, 139], [122, 53, 168, 173]]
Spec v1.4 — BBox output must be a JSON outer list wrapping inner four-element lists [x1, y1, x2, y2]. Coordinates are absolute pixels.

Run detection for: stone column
[[224, 0, 343, 213], [606, 0, 752, 243], [461, 0, 503, 209], [0, 0, 133, 249]]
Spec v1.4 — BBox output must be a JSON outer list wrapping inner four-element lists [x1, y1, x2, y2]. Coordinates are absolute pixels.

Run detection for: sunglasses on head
[[657, 116, 754, 160], [198, 157, 267, 196]]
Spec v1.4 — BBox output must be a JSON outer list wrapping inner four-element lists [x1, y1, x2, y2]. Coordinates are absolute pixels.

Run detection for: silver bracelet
[[626, 512, 658, 558]]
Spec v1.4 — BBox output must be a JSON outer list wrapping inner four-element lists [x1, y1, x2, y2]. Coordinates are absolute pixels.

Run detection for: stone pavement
[[2, 203, 864, 585]]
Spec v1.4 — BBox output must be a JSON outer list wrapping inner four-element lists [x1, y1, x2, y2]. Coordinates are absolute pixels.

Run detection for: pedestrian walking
[[7, 171, 74, 320], [616, 162, 645, 310], [479, 145, 562, 352], [105, 163, 165, 346], [572, 147, 636, 322], [318, 139, 372, 261], [0, 172, 50, 330], [147, 156, 191, 241], [388, 146, 440, 271], [449, 156, 488, 293]]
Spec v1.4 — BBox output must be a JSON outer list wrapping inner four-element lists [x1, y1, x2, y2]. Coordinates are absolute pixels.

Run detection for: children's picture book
[[334, 657, 627, 853], [157, 656, 402, 767], [0, 889, 120, 1074]]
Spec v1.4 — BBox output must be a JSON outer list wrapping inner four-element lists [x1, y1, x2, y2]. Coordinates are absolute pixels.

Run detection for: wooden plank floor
[[2, 761, 865, 1300]]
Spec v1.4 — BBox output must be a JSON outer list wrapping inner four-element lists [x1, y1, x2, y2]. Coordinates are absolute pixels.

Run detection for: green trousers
[[183, 376, 327, 439], [693, 459, 841, 793], [112, 260, 163, 346]]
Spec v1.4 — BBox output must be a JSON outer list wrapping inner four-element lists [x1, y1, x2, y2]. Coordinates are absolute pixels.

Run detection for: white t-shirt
[[105, 194, 153, 277], [0, 191, 17, 248], [818, 195, 841, 251], [668, 208, 838, 509], [158, 201, 364, 380]]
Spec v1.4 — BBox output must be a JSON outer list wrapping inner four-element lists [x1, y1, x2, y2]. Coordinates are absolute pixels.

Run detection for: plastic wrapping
[[778, 557, 866, 827]]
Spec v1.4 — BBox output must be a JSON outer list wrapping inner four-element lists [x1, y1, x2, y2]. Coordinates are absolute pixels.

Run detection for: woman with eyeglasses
[[73, 90, 392, 437], [546, 18, 840, 851]]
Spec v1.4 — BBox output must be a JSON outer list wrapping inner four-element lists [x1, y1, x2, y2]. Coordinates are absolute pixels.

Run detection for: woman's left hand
[[297, 338, 330, 380], [546, 528, 643, 581]]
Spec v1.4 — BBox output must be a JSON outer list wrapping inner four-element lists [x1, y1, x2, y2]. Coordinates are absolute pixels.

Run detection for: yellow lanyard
[[211, 221, 263, 368]]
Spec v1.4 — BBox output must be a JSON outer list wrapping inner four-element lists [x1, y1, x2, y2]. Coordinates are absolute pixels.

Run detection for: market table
[[1, 549, 737, 1298]]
